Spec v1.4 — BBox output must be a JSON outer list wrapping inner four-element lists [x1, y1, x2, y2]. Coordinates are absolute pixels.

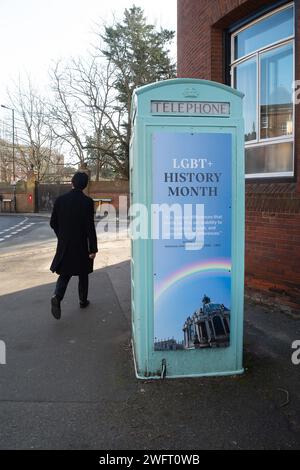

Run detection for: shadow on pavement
[[0, 261, 299, 449]]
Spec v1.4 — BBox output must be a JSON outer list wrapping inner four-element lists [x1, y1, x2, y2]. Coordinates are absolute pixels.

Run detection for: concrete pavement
[[0, 237, 300, 449]]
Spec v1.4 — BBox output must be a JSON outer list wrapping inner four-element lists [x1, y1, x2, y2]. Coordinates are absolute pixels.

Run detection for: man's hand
[[89, 253, 97, 260]]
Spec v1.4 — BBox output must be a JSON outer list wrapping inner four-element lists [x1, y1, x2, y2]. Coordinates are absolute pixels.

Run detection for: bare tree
[[49, 61, 86, 167], [8, 77, 58, 182], [46, 8, 175, 181], [49, 56, 127, 180], [72, 56, 129, 179], [0, 139, 12, 182]]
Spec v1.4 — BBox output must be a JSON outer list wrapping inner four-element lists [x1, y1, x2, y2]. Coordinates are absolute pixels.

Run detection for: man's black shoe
[[51, 295, 61, 320], [80, 300, 90, 309]]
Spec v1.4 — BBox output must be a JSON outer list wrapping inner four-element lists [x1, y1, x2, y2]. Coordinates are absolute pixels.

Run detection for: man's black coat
[[50, 189, 98, 276]]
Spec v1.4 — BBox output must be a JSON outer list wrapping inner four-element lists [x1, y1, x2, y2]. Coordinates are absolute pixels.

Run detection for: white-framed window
[[231, 2, 294, 179]]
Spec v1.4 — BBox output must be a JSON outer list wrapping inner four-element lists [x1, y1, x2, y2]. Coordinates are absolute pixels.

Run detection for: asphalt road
[[0, 215, 55, 252], [0, 214, 129, 254]]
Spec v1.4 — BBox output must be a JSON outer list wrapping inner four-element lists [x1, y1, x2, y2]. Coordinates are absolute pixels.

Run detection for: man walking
[[50, 172, 98, 320]]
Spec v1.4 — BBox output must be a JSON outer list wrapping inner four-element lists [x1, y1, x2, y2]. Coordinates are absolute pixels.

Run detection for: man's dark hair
[[71, 172, 89, 190]]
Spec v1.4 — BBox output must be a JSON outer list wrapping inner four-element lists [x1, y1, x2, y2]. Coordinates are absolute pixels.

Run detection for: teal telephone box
[[130, 79, 244, 379]]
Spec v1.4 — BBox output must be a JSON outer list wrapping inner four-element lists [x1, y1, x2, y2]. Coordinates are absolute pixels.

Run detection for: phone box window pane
[[234, 59, 257, 141], [260, 43, 293, 139], [245, 142, 293, 174], [234, 6, 294, 60]]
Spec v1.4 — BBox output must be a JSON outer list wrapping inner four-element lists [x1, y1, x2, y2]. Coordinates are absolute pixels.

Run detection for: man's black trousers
[[55, 274, 89, 303]]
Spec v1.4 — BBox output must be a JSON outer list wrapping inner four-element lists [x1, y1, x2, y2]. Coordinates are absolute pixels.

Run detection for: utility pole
[[1, 104, 15, 181], [1, 104, 16, 211]]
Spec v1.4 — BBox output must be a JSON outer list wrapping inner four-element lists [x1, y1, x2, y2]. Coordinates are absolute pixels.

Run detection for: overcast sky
[[0, 0, 177, 108]]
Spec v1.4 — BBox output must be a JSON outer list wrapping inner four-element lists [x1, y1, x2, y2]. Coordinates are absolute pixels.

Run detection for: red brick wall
[[177, 0, 279, 81], [89, 179, 129, 212], [0, 181, 35, 213], [246, 184, 300, 301], [294, 0, 300, 194], [177, 0, 300, 304]]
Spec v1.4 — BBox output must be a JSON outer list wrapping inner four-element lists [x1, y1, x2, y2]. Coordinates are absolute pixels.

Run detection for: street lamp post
[[1, 104, 16, 211]]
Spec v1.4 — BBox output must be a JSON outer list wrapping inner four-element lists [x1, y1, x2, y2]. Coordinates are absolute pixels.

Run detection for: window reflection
[[234, 6, 294, 60], [231, 4, 294, 177], [234, 59, 257, 141], [260, 43, 293, 139], [245, 142, 293, 174]]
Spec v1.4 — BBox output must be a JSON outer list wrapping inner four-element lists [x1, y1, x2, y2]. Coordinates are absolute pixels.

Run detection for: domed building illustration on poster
[[182, 295, 230, 349], [154, 294, 230, 351]]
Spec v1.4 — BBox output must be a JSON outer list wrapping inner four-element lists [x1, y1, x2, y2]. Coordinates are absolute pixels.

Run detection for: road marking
[[0, 217, 35, 242], [0, 218, 31, 234]]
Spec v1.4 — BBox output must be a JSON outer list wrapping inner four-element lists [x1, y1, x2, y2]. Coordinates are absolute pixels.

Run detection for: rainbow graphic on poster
[[154, 258, 231, 303]]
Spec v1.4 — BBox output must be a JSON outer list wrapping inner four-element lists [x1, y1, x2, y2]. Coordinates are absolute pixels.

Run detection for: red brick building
[[177, 0, 300, 309]]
